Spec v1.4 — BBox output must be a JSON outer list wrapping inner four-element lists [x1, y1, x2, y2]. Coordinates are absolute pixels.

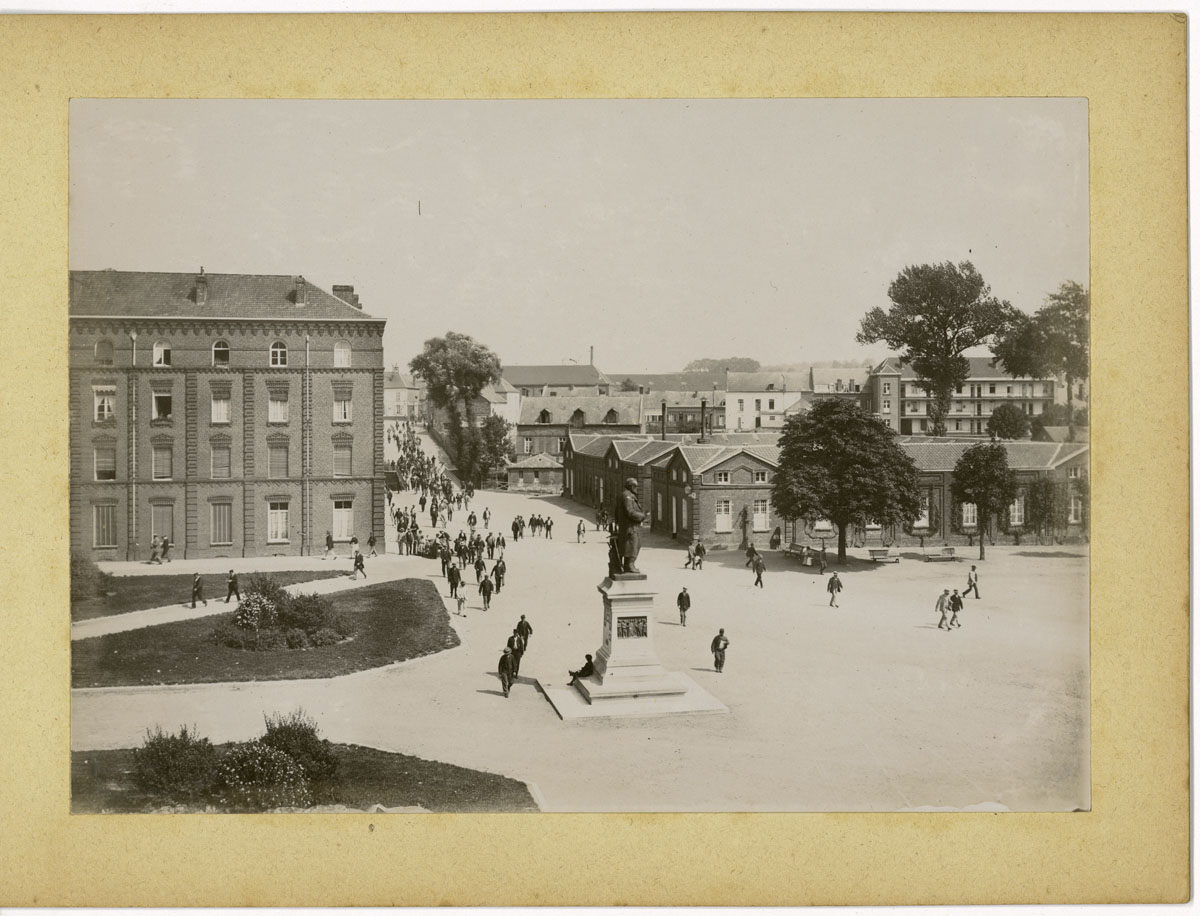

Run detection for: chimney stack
[[590, 346, 594, 367], [661, 399, 667, 440], [333, 284, 361, 309], [700, 398, 707, 444], [295, 276, 308, 305], [195, 267, 208, 305]]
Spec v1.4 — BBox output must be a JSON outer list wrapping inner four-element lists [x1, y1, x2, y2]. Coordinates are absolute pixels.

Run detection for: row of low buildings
[[560, 432, 1089, 551]]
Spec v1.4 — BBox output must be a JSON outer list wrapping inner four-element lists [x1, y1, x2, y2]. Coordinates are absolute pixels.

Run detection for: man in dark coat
[[498, 647, 516, 697], [752, 555, 766, 589], [677, 587, 691, 626], [506, 628, 526, 677], [569, 654, 594, 685], [516, 614, 533, 646], [711, 628, 729, 673], [225, 570, 240, 604], [447, 563, 461, 598], [190, 573, 207, 609], [614, 477, 647, 573], [492, 557, 507, 593], [479, 575, 494, 611]]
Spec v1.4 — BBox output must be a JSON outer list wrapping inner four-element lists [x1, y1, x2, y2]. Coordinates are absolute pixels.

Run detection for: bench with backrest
[[924, 545, 957, 562], [868, 547, 899, 563]]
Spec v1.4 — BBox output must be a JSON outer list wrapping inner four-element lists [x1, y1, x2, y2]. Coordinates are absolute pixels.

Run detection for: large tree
[[949, 442, 1017, 561], [409, 332, 502, 486], [986, 402, 1031, 440], [857, 261, 1016, 436], [992, 280, 1089, 443], [477, 415, 515, 485], [771, 399, 922, 563]]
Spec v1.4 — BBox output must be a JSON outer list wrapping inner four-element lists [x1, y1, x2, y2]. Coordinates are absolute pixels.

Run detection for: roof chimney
[[661, 399, 667, 440], [295, 276, 308, 306], [195, 267, 208, 305], [332, 284, 361, 309], [590, 346, 594, 367], [699, 398, 707, 444]]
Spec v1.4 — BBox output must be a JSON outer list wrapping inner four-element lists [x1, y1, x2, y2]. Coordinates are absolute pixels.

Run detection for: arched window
[[212, 340, 230, 366], [152, 341, 171, 367], [538, 409, 551, 424], [603, 408, 618, 424], [94, 340, 114, 366], [333, 340, 351, 368], [570, 409, 586, 429], [270, 341, 288, 367]]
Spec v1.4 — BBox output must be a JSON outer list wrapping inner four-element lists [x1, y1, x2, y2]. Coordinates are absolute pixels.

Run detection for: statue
[[614, 477, 647, 574]]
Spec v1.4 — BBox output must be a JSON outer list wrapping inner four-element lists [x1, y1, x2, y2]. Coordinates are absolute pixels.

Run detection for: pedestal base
[[537, 674, 727, 720]]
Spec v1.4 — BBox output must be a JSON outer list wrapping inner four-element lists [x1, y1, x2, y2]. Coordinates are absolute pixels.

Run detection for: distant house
[[506, 453, 564, 492], [502, 363, 613, 397], [725, 371, 810, 431], [383, 369, 422, 422], [517, 395, 642, 458], [641, 390, 726, 437]]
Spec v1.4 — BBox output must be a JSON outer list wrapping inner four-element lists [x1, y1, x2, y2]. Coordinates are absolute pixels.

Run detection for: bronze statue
[[614, 477, 647, 574]]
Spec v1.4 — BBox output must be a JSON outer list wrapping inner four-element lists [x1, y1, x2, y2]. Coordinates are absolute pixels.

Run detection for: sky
[[70, 98, 1088, 374]]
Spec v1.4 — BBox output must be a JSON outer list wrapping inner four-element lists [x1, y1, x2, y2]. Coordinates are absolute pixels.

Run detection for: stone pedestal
[[537, 573, 727, 720]]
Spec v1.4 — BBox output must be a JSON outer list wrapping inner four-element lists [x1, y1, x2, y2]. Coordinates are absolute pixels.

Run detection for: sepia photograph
[[66, 97, 1092, 815]]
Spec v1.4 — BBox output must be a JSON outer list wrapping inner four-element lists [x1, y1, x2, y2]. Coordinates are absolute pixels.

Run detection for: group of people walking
[[934, 566, 980, 630], [497, 614, 534, 697]]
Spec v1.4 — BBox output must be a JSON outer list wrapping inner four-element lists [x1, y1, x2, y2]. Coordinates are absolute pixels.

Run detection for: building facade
[[383, 369, 423, 422], [502, 363, 613, 397], [641, 390, 726, 436], [70, 269, 387, 560], [725, 372, 810, 431], [506, 453, 564, 492], [517, 395, 643, 458]]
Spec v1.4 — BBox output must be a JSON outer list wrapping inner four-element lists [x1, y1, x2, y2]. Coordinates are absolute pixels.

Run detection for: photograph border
[[0, 11, 1188, 905]]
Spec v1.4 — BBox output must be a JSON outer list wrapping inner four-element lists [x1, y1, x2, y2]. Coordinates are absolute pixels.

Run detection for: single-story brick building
[[506, 453, 564, 492]]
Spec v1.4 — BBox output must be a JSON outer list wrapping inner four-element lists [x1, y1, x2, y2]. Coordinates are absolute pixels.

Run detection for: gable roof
[[502, 364, 612, 387], [900, 439, 1089, 472], [672, 444, 734, 472], [69, 270, 381, 322], [519, 396, 642, 426], [875, 354, 1054, 383], [508, 453, 563, 469], [572, 435, 619, 457], [726, 371, 810, 393], [1034, 426, 1089, 444], [642, 389, 727, 408], [384, 370, 418, 389], [694, 445, 782, 473]]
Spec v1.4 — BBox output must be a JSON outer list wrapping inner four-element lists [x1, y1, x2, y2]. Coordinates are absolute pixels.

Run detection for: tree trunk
[[929, 386, 951, 437], [837, 523, 847, 563], [978, 515, 987, 560]]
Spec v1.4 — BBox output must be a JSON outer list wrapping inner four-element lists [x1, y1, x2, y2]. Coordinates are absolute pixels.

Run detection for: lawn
[[71, 570, 348, 621], [72, 579, 459, 688], [71, 743, 538, 813]]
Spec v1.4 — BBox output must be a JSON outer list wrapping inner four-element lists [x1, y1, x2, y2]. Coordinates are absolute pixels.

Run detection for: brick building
[[70, 269, 386, 560], [517, 395, 643, 459], [641, 390, 726, 436], [506, 453, 565, 492]]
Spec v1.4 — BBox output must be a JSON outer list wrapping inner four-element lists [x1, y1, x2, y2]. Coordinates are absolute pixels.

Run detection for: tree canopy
[[992, 280, 1089, 441], [857, 261, 1015, 436], [986, 402, 1031, 440], [684, 357, 761, 373], [949, 441, 1017, 560], [771, 400, 922, 563], [409, 332, 502, 486]]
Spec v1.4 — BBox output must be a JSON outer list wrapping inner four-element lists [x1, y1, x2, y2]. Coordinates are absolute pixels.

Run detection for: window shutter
[[212, 446, 231, 479], [269, 446, 289, 478], [334, 444, 352, 476]]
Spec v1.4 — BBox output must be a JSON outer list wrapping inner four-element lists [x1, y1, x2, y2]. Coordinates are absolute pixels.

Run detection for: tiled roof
[[642, 389, 727, 407], [508, 453, 563, 469], [69, 270, 381, 322], [700, 431, 783, 446], [492, 378, 518, 394], [674, 444, 734, 471], [1034, 426, 1089, 444], [902, 439, 1088, 472], [727, 371, 810, 392], [566, 433, 600, 452], [891, 355, 1052, 382], [810, 367, 870, 386], [573, 435, 618, 457], [742, 445, 782, 466], [519, 396, 642, 426], [384, 370, 418, 389], [693, 445, 782, 473], [621, 440, 679, 465], [609, 371, 727, 392], [502, 364, 612, 387]]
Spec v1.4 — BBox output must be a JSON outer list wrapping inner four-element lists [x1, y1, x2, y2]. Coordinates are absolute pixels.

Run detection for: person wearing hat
[[498, 647, 516, 698], [614, 477, 647, 574], [569, 654, 595, 685], [190, 572, 207, 609], [677, 587, 691, 626], [827, 571, 842, 607], [710, 628, 730, 673], [506, 628, 527, 677], [225, 569, 240, 604], [935, 588, 952, 630], [516, 614, 533, 646]]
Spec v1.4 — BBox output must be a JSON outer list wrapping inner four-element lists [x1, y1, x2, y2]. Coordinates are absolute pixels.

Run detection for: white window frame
[[715, 471, 730, 484], [268, 501, 290, 543], [1009, 495, 1025, 526], [212, 340, 230, 366], [523, 437, 533, 454], [680, 497, 689, 529], [270, 341, 288, 367], [753, 470, 767, 483], [752, 499, 769, 531], [1069, 494, 1083, 524], [1067, 467, 1081, 479], [93, 386, 115, 422], [961, 502, 978, 527], [269, 393, 289, 423], [656, 491, 663, 520], [152, 341, 171, 367], [882, 399, 890, 411], [333, 499, 353, 541], [210, 502, 233, 546], [211, 393, 230, 425], [333, 340, 351, 368], [883, 383, 891, 395], [333, 396, 353, 423], [93, 447, 117, 481], [152, 446, 172, 480], [93, 504, 117, 548], [715, 499, 732, 532], [152, 393, 173, 421]]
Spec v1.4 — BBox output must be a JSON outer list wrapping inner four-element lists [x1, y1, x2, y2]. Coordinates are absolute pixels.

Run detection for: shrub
[[132, 724, 218, 804], [71, 552, 114, 602], [309, 627, 345, 647], [212, 740, 312, 811], [233, 593, 277, 631], [245, 574, 291, 612], [284, 628, 311, 649], [211, 620, 251, 649], [277, 592, 332, 633], [260, 709, 339, 783]]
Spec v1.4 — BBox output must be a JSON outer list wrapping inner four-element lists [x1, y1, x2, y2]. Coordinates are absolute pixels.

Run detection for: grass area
[[71, 570, 348, 621], [71, 743, 538, 813], [72, 579, 458, 688]]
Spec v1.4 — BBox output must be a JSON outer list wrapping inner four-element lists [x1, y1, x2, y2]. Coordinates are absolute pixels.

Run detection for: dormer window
[[603, 409, 618, 424], [212, 340, 230, 366], [270, 341, 288, 367], [538, 409, 551, 424], [153, 341, 171, 367]]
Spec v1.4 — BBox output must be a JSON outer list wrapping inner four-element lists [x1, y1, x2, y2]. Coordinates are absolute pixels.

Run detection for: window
[[268, 501, 289, 542], [152, 393, 172, 421], [570, 409, 585, 428], [270, 341, 288, 366], [988, 384, 996, 394], [211, 445, 231, 479], [93, 504, 117, 547], [882, 399, 891, 411], [211, 393, 230, 424], [885, 419, 891, 428], [268, 445, 289, 479], [333, 340, 351, 368], [961, 502, 977, 527], [538, 409, 551, 424], [524, 437, 533, 454], [152, 504, 173, 544], [752, 499, 768, 531], [93, 386, 115, 422], [715, 499, 732, 532], [212, 340, 230, 366], [94, 448, 116, 481], [334, 443, 352, 476], [914, 495, 930, 528], [954, 420, 961, 431], [753, 470, 767, 483], [333, 396, 352, 423], [603, 409, 618, 424], [754, 399, 761, 411], [557, 437, 566, 454], [1067, 467, 1081, 479], [955, 384, 963, 394], [333, 499, 353, 540], [94, 340, 114, 365], [1006, 385, 1012, 395], [153, 341, 171, 367], [680, 497, 688, 529], [152, 446, 172, 480], [883, 383, 891, 395], [1069, 494, 1083, 524], [737, 399, 744, 410], [715, 471, 730, 484], [656, 492, 663, 520], [269, 392, 289, 423], [1009, 495, 1025, 526], [768, 399, 775, 410], [210, 502, 232, 546], [533, 470, 541, 483]]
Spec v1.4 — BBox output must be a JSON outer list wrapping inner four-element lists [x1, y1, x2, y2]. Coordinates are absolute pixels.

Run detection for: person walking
[[367, 532, 378, 557], [935, 588, 952, 630], [160, 537, 172, 562], [752, 555, 766, 589], [949, 589, 964, 628], [483, 506, 491, 529], [473, 555, 487, 585], [744, 543, 759, 568], [486, 532, 496, 559], [225, 570, 240, 604], [479, 575, 494, 611], [677, 587, 691, 626], [710, 628, 729, 673], [324, 530, 334, 560], [447, 563, 461, 599], [545, 518, 554, 539], [351, 550, 366, 580], [454, 592, 466, 616], [190, 573, 207, 609], [965, 565, 981, 599], [694, 541, 706, 570], [827, 571, 842, 607], [684, 542, 696, 570], [148, 536, 161, 564], [493, 557, 506, 593], [511, 518, 520, 542], [498, 647, 516, 698], [506, 628, 526, 677], [577, 519, 586, 543], [516, 614, 533, 648]]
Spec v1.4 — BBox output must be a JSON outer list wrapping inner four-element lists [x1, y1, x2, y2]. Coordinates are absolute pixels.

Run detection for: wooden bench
[[924, 546, 958, 562], [783, 544, 817, 566], [868, 547, 899, 563]]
